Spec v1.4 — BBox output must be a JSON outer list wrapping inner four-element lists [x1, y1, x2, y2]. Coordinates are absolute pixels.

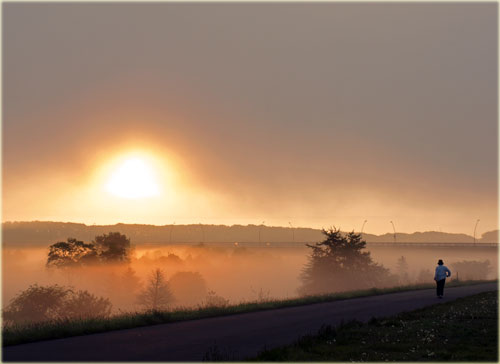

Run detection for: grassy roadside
[[3, 279, 496, 347], [251, 290, 498, 361]]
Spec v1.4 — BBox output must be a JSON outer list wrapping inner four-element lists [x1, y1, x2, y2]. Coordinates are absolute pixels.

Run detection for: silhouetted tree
[[299, 228, 394, 295], [137, 269, 174, 311], [3, 284, 112, 326], [94, 232, 131, 263], [46, 238, 98, 268], [168, 271, 208, 307], [46, 233, 132, 268]]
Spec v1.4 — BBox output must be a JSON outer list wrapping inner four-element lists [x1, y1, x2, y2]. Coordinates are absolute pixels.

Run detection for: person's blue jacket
[[434, 265, 451, 281]]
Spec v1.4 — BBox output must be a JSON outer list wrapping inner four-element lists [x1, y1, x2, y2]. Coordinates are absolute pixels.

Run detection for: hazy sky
[[3, 3, 498, 235]]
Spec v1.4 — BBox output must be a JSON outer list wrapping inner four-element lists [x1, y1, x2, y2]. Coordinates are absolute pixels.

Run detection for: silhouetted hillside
[[2, 221, 322, 246], [364, 231, 481, 243], [480, 230, 499, 243], [2, 221, 497, 246]]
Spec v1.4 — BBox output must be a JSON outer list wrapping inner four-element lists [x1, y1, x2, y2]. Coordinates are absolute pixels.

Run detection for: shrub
[[3, 284, 112, 326]]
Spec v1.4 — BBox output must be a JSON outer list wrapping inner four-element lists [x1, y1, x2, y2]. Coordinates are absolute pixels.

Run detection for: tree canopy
[[46, 232, 131, 268], [94, 232, 131, 263], [299, 227, 394, 295], [46, 238, 98, 268]]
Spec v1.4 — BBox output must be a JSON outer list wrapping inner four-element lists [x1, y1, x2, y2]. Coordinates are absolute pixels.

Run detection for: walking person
[[434, 259, 451, 298]]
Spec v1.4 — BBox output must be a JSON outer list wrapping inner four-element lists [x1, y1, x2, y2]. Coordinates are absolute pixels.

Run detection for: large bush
[[299, 228, 395, 295], [3, 284, 112, 326]]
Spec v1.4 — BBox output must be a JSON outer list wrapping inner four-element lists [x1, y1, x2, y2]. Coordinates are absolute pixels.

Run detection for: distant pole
[[289, 222, 295, 243], [200, 223, 205, 243], [390, 221, 396, 243], [169, 222, 175, 244], [259, 221, 265, 244], [360, 220, 367, 235], [473, 219, 480, 246]]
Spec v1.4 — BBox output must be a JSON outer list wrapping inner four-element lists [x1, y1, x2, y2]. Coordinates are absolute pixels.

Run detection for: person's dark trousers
[[436, 279, 446, 297]]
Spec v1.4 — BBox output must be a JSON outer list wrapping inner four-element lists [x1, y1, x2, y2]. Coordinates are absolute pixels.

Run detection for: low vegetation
[[2, 279, 494, 347], [252, 290, 498, 361]]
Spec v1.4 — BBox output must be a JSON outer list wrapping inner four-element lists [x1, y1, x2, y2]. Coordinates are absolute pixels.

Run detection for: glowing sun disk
[[106, 157, 160, 198]]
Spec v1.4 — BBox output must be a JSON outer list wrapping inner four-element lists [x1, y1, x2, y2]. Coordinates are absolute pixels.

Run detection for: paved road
[[3, 282, 497, 362]]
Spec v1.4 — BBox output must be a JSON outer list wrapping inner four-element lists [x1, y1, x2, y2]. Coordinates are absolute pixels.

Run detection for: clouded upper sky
[[3, 3, 498, 235]]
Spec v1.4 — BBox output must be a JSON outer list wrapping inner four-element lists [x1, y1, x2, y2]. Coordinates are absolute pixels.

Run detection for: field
[[253, 290, 498, 361]]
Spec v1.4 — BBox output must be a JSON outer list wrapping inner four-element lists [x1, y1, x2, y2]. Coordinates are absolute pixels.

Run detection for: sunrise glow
[[106, 157, 160, 199]]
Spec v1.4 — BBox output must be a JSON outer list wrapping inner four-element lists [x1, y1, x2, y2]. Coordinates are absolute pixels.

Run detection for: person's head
[[438, 259, 444, 265]]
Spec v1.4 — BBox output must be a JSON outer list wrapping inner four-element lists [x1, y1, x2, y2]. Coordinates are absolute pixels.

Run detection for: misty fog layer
[[3, 243, 497, 317]]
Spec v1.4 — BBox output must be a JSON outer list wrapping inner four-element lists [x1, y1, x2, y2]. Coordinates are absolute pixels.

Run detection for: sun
[[106, 157, 160, 199]]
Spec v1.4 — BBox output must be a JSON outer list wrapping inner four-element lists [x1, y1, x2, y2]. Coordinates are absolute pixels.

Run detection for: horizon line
[[2, 220, 498, 237]]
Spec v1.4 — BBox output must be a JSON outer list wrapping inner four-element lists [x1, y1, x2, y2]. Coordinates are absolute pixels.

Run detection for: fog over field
[[3, 243, 497, 315]]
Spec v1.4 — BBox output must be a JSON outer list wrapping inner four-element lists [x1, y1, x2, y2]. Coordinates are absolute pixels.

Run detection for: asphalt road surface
[[3, 282, 497, 362]]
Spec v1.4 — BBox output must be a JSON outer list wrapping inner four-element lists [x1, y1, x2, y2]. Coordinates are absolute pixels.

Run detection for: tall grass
[[3, 279, 495, 347]]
